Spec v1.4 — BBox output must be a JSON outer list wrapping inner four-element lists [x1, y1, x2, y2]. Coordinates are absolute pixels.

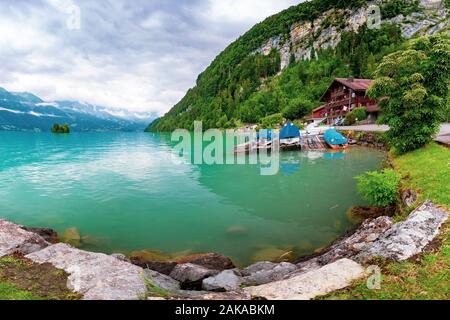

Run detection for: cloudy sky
[[0, 0, 301, 115]]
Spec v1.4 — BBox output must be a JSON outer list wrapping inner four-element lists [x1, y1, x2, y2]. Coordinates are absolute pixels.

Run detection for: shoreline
[[1, 200, 447, 300]]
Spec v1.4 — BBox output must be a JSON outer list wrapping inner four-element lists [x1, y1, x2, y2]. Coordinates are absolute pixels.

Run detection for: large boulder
[[0, 220, 49, 257], [169, 263, 219, 290], [202, 270, 242, 292], [144, 269, 180, 292], [244, 259, 367, 300], [241, 261, 277, 276], [130, 256, 177, 276], [26, 243, 147, 300], [241, 262, 297, 286], [175, 253, 235, 271], [130, 252, 235, 276], [356, 201, 449, 262], [21, 226, 59, 244]]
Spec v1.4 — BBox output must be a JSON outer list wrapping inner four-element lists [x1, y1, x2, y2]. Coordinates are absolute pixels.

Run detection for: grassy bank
[[323, 142, 450, 300], [0, 256, 80, 300]]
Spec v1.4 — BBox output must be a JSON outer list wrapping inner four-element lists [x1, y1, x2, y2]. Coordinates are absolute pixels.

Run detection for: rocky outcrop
[[355, 201, 449, 262], [245, 259, 366, 300], [202, 270, 242, 292], [241, 262, 297, 286], [0, 220, 49, 257], [26, 243, 147, 300], [1, 200, 447, 300], [130, 252, 234, 276], [130, 257, 177, 275], [255, 1, 449, 71], [174, 253, 235, 271], [21, 227, 58, 244], [144, 269, 180, 292], [169, 263, 220, 290]]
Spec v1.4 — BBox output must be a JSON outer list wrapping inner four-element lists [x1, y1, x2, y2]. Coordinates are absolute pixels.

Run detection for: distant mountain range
[[0, 87, 157, 132]]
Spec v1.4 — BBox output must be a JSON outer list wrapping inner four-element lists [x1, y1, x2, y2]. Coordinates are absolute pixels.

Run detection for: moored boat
[[280, 122, 301, 149], [323, 129, 349, 150]]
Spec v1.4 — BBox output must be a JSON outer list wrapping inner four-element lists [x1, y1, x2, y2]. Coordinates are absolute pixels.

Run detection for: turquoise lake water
[[0, 132, 384, 266]]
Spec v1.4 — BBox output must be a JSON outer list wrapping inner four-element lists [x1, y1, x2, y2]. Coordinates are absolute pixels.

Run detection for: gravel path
[[337, 124, 450, 146]]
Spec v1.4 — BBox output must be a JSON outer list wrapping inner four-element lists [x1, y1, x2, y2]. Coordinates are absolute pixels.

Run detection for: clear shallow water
[[0, 132, 384, 266]]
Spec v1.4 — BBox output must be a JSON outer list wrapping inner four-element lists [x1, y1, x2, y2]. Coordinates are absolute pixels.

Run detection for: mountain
[[147, 0, 449, 131], [0, 87, 157, 132]]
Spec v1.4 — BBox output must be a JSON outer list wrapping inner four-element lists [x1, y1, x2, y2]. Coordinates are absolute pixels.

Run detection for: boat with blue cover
[[323, 129, 349, 150], [280, 122, 301, 148]]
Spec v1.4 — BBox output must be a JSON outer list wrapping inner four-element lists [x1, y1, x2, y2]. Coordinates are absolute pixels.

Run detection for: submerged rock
[[347, 206, 395, 223], [61, 227, 81, 247], [21, 226, 59, 244], [129, 249, 178, 275], [244, 259, 366, 300], [0, 220, 49, 257], [169, 263, 219, 290], [356, 201, 449, 262], [175, 253, 235, 271], [226, 225, 248, 236], [251, 247, 294, 263], [129, 251, 234, 275], [26, 243, 147, 300], [202, 270, 242, 292]]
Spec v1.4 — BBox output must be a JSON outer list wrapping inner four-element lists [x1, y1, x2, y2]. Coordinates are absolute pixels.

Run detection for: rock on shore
[[355, 201, 449, 262], [0, 220, 49, 257], [26, 243, 147, 300], [245, 259, 366, 300]]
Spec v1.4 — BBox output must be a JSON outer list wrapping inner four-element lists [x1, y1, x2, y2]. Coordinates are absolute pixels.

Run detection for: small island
[[51, 123, 70, 134]]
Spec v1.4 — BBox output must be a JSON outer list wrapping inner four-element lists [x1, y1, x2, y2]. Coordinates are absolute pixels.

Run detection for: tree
[[51, 123, 70, 133], [344, 107, 367, 125], [368, 35, 450, 154], [282, 97, 314, 120]]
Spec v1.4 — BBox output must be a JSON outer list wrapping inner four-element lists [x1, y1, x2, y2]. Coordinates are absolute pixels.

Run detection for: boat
[[280, 122, 301, 148], [256, 129, 273, 150], [323, 129, 349, 150]]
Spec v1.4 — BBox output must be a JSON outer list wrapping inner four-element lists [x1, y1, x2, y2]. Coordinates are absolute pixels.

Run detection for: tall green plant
[[368, 35, 450, 154], [356, 169, 401, 207]]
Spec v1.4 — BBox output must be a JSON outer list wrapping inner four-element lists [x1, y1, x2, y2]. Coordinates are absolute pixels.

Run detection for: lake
[[0, 131, 384, 266]]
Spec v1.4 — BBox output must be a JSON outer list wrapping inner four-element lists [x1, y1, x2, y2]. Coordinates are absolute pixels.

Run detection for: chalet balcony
[[327, 98, 354, 108]]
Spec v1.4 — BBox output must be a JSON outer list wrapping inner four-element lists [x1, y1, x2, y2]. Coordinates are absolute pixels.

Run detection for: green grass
[[392, 143, 450, 209], [0, 282, 42, 300], [0, 256, 80, 300], [323, 143, 450, 300]]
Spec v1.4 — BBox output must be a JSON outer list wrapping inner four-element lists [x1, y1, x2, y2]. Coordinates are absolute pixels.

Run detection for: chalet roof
[[320, 78, 374, 101], [335, 78, 373, 91], [312, 105, 326, 112]]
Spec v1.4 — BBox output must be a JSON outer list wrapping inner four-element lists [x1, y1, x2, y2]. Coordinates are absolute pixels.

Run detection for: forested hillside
[[147, 0, 449, 131]]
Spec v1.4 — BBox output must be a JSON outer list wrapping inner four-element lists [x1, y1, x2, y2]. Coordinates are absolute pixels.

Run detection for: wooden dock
[[302, 135, 327, 151]]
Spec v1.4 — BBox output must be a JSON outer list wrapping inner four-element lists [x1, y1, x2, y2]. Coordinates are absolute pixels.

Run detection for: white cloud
[[0, 0, 302, 115]]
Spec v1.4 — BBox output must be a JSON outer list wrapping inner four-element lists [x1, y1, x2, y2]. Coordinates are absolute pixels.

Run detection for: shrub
[[344, 107, 367, 125], [282, 97, 314, 120], [260, 113, 284, 129], [355, 169, 401, 207]]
